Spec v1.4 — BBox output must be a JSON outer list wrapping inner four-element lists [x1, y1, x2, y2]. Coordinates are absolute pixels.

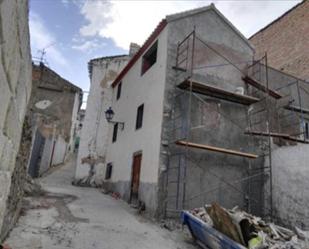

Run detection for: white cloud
[[29, 12, 69, 67], [79, 1, 207, 49], [80, 1, 113, 37], [78, 0, 301, 50], [214, 1, 302, 38], [72, 40, 105, 53]]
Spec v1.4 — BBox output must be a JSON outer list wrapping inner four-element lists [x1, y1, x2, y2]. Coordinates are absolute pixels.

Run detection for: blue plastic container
[[181, 211, 247, 249]]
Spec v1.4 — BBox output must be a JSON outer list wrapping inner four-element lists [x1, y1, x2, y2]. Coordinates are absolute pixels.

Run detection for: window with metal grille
[[112, 123, 118, 142], [135, 104, 144, 130], [105, 163, 113, 179]]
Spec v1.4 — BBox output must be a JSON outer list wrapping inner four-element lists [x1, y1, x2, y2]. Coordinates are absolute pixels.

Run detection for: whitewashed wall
[[75, 56, 130, 179]]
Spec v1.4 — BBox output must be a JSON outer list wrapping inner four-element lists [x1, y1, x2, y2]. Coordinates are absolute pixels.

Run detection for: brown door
[[130, 153, 142, 202]]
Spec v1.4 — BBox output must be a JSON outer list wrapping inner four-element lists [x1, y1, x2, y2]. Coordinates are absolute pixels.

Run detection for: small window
[[116, 82, 122, 100], [105, 163, 113, 179], [141, 41, 158, 75], [112, 123, 118, 142], [305, 122, 309, 139], [135, 104, 144, 130]]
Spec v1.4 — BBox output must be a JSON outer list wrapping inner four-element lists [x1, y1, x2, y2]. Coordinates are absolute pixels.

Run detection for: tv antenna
[[37, 42, 56, 65]]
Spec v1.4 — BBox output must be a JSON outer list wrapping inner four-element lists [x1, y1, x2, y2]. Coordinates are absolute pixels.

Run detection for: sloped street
[[5, 158, 194, 249]]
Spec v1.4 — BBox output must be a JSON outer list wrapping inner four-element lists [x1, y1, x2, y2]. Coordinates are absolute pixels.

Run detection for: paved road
[[5, 157, 195, 249]]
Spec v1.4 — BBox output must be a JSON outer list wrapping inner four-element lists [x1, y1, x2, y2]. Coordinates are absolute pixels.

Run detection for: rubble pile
[[23, 175, 44, 196], [190, 203, 309, 249]]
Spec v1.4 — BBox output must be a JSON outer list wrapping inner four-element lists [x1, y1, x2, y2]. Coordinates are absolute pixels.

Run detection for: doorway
[[130, 152, 142, 203], [28, 129, 45, 178]]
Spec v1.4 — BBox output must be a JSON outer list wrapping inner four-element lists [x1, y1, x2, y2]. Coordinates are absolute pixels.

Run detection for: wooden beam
[[175, 140, 258, 159], [178, 79, 260, 105], [245, 130, 309, 144], [242, 76, 282, 99]]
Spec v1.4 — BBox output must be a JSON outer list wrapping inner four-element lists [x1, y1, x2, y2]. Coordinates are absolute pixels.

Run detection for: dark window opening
[[135, 104, 144, 130], [105, 163, 113, 179], [116, 81, 122, 100], [112, 123, 118, 142], [141, 41, 158, 75], [305, 122, 309, 139]]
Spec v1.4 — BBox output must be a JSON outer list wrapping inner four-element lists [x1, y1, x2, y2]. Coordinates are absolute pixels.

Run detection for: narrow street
[[5, 157, 195, 249]]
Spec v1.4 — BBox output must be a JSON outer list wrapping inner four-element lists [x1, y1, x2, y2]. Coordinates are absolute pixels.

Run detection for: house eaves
[[111, 19, 167, 88], [88, 54, 128, 80], [33, 63, 82, 93]]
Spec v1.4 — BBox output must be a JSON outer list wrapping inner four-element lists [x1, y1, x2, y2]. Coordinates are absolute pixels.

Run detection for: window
[[105, 163, 113, 180], [135, 104, 144, 130], [305, 122, 309, 139], [141, 41, 158, 75], [112, 123, 118, 142], [116, 81, 122, 100]]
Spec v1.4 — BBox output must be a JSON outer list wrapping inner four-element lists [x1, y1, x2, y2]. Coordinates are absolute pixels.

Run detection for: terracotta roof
[[249, 0, 305, 40]]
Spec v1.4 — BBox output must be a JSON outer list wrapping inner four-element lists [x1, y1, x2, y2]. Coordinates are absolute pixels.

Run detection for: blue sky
[[29, 0, 301, 101]]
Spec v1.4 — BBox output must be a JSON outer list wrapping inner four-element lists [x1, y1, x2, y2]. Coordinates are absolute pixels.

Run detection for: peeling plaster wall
[[270, 143, 309, 229], [75, 56, 130, 180], [27, 64, 81, 176], [31, 64, 81, 144], [0, 0, 32, 240]]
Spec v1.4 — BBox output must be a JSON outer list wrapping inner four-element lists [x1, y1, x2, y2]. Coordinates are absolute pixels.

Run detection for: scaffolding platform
[[175, 140, 258, 159], [284, 105, 309, 115], [242, 76, 282, 99], [178, 79, 260, 105], [245, 130, 309, 144]]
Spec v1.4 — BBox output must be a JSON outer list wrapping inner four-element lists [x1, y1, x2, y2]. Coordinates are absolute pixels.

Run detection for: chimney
[[129, 43, 141, 57]]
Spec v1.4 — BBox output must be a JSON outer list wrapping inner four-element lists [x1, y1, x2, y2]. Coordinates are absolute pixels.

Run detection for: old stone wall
[[250, 1, 309, 81], [0, 0, 32, 240], [31, 64, 81, 144]]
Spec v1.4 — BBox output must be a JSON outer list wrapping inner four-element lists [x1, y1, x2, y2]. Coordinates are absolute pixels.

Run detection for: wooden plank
[[284, 105, 309, 115], [175, 140, 258, 159], [178, 79, 260, 105], [242, 76, 282, 99], [245, 130, 309, 144]]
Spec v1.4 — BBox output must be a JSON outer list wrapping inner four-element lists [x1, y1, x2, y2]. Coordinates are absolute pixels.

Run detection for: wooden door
[[130, 153, 142, 202]]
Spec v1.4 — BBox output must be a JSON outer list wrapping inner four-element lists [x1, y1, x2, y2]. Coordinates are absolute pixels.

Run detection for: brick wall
[[250, 1, 309, 81], [0, 0, 32, 240]]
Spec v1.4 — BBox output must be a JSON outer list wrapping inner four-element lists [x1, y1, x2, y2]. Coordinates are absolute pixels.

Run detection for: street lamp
[[105, 107, 114, 122], [104, 107, 125, 130]]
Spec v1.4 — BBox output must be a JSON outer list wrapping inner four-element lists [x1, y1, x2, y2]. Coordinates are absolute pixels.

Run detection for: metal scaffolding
[[164, 30, 309, 220]]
